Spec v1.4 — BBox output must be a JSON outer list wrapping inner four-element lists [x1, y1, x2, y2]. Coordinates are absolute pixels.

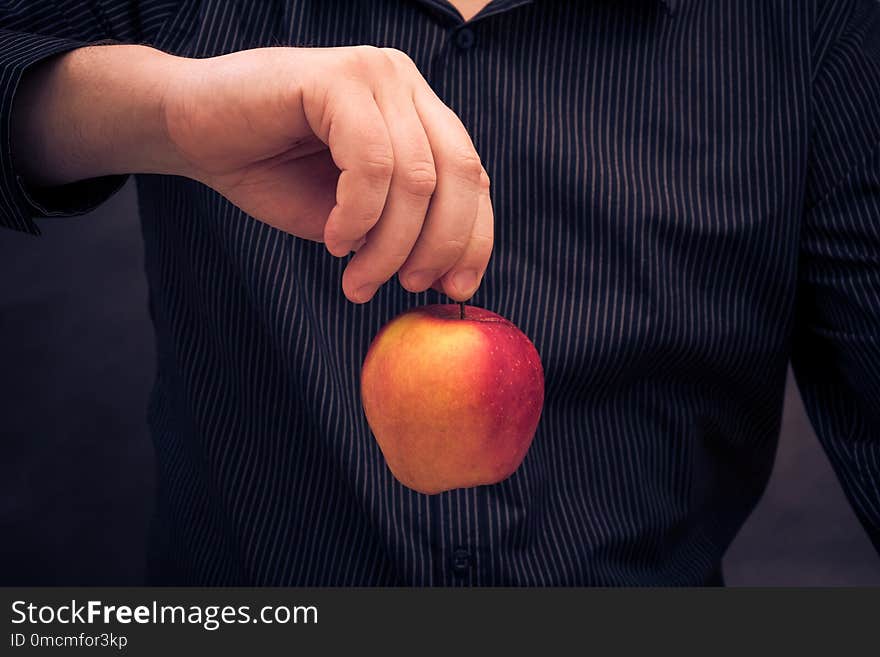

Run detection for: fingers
[[394, 89, 483, 296], [341, 86, 435, 303], [305, 47, 492, 302], [312, 82, 394, 257], [437, 166, 493, 300]]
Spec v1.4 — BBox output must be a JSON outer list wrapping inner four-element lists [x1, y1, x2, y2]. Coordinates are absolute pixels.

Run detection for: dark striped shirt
[[2, 0, 879, 585]]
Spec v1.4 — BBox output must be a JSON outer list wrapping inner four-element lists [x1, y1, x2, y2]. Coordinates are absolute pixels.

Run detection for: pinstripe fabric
[[2, 0, 879, 585]]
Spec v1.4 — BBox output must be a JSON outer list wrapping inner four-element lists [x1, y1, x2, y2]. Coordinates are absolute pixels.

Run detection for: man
[[1, 0, 878, 585]]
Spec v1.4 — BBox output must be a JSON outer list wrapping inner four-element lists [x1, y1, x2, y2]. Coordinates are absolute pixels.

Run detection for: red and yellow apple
[[360, 304, 544, 494]]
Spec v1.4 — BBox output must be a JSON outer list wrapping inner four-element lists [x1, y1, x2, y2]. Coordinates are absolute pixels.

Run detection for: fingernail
[[406, 270, 438, 290], [452, 269, 478, 296], [354, 282, 378, 302]]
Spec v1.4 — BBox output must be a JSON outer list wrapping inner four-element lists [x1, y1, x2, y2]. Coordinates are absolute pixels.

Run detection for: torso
[[138, 0, 812, 585]]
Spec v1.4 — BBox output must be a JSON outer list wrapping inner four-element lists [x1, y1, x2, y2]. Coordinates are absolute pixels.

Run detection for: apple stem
[[460, 302, 465, 319]]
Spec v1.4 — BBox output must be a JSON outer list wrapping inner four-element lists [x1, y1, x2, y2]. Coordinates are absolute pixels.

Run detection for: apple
[[360, 303, 544, 495]]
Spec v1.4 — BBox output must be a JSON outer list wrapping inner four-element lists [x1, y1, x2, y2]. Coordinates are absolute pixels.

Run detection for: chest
[[153, 0, 813, 387], [167, 1, 810, 237]]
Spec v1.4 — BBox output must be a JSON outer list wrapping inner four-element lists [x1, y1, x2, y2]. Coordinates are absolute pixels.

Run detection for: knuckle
[[346, 45, 379, 71], [469, 237, 494, 265], [349, 45, 390, 79], [359, 147, 395, 180], [400, 237, 466, 278], [433, 237, 468, 261], [469, 229, 494, 252], [351, 207, 383, 229], [361, 45, 397, 75], [448, 151, 483, 183], [381, 251, 414, 268], [479, 167, 491, 192], [398, 162, 437, 198], [380, 47, 415, 69], [353, 44, 382, 59], [352, 238, 412, 270]]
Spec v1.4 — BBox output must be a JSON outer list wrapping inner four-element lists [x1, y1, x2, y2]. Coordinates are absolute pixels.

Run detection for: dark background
[[1, 180, 878, 585]]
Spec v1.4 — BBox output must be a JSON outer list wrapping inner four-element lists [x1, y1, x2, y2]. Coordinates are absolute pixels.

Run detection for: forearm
[[11, 44, 189, 187]]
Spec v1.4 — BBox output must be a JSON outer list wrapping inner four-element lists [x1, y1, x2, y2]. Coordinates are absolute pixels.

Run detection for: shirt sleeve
[[0, 1, 183, 235], [791, 0, 880, 552]]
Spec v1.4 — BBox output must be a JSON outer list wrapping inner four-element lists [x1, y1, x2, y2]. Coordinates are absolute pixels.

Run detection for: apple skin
[[360, 304, 544, 495]]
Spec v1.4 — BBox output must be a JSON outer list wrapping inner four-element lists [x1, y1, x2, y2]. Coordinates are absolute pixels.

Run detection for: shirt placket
[[412, 0, 534, 587]]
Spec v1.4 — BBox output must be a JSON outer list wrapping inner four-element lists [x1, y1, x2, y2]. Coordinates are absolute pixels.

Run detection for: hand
[[163, 46, 493, 303]]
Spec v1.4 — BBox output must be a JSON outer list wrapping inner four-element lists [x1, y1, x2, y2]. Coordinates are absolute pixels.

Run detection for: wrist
[[103, 45, 197, 179], [153, 52, 203, 180], [12, 44, 195, 186]]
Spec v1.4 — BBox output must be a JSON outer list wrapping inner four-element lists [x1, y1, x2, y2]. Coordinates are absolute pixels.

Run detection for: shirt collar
[[412, 1, 677, 26]]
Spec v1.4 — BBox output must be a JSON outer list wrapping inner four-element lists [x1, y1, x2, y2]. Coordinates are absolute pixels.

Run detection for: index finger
[[309, 83, 394, 256]]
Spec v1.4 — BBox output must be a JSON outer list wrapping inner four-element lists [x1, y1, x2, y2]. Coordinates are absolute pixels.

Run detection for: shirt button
[[451, 547, 471, 577], [454, 27, 476, 50]]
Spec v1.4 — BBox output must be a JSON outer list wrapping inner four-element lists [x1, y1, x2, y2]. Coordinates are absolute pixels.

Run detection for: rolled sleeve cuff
[[0, 31, 128, 235]]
